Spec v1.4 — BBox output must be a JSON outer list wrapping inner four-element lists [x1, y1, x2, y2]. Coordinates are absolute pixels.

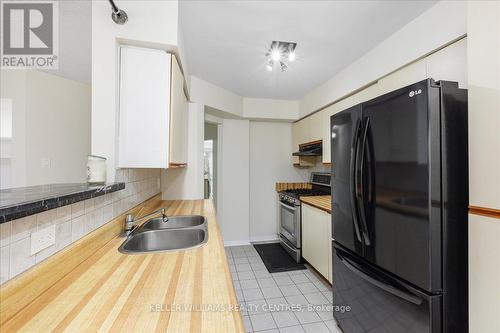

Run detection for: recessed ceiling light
[[266, 41, 297, 72]]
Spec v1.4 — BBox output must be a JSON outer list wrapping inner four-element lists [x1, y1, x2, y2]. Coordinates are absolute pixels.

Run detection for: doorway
[[204, 122, 218, 207]]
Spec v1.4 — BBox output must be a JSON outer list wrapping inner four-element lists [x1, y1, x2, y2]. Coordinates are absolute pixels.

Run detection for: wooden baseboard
[[469, 206, 500, 219], [0, 194, 163, 326]]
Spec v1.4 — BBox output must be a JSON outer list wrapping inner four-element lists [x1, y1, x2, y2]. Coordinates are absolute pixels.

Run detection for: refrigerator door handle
[[350, 120, 363, 243], [337, 250, 423, 305], [357, 117, 371, 246]]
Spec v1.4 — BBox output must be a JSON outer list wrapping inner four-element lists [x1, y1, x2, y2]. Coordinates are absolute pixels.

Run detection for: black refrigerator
[[330, 79, 468, 333]]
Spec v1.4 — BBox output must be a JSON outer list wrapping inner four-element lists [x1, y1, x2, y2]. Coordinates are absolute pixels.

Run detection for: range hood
[[292, 141, 322, 156]]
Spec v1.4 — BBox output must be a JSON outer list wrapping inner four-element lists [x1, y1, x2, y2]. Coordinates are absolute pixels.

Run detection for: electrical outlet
[[30, 225, 56, 255], [40, 157, 51, 168]]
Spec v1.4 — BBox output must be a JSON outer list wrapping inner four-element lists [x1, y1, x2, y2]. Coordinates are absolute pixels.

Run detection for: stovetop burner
[[278, 172, 331, 206], [279, 188, 330, 206]]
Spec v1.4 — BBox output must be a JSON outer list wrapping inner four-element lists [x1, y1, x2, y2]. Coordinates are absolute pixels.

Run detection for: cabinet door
[[118, 47, 171, 168], [292, 118, 309, 165], [291, 122, 300, 165], [169, 55, 188, 166], [321, 96, 356, 164], [302, 203, 330, 279], [295, 117, 310, 145], [308, 112, 323, 143]]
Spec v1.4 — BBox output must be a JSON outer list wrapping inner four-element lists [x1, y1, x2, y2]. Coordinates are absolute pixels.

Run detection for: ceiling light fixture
[[266, 40, 297, 72], [280, 61, 287, 72]]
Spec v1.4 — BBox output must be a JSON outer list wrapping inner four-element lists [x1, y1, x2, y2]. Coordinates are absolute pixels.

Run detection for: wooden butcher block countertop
[[0, 198, 244, 333], [300, 195, 332, 214]]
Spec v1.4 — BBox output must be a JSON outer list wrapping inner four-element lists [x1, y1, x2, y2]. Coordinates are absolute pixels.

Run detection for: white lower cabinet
[[302, 203, 332, 283]]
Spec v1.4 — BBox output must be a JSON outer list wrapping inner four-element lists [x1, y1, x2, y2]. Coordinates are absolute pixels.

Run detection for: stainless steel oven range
[[278, 172, 331, 263]]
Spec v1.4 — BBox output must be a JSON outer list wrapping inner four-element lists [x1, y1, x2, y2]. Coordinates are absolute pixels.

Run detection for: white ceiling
[[180, 0, 437, 100]]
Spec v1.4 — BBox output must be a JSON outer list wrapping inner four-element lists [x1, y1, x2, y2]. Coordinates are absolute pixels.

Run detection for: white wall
[[467, 1, 500, 332], [190, 76, 300, 121], [218, 119, 250, 245], [190, 76, 243, 117], [91, 0, 179, 182], [249, 122, 308, 242], [161, 103, 204, 200], [0, 70, 91, 188], [299, 1, 467, 117], [1, 70, 27, 189], [243, 98, 298, 121]]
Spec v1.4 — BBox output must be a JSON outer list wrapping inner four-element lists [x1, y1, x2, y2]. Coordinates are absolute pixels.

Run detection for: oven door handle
[[279, 201, 297, 211]]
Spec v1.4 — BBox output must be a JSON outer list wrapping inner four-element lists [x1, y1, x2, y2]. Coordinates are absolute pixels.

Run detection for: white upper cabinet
[[118, 46, 171, 168], [118, 46, 187, 168], [292, 117, 309, 164], [308, 112, 323, 143]]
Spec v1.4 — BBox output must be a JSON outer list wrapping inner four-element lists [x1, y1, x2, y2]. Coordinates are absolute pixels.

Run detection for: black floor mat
[[253, 242, 306, 273]]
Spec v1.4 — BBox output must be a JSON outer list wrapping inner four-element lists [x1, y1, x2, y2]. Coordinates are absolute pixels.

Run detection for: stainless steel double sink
[[119, 215, 208, 254]]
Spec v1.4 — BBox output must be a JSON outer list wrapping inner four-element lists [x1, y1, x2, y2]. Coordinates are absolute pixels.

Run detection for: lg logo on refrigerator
[[409, 89, 422, 98]]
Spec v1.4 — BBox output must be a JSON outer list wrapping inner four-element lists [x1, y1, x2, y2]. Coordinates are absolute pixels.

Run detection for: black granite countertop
[[0, 182, 125, 223]]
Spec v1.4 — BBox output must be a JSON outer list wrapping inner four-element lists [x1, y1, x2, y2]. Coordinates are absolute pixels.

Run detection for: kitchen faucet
[[123, 208, 168, 236]]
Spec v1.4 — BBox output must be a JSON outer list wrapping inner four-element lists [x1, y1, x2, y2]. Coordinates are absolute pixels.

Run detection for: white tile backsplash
[[10, 238, 35, 278], [11, 216, 36, 243], [35, 243, 57, 264], [56, 205, 72, 223], [56, 221, 72, 251], [71, 201, 85, 219], [103, 204, 113, 223], [0, 221, 11, 247], [36, 209, 57, 229], [71, 215, 86, 242], [84, 198, 95, 214], [0, 245, 10, 284], [0, 168, 161, 285]]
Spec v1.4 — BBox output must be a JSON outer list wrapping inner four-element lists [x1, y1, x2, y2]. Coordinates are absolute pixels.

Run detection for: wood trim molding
[[469, 206, 500, 219]]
